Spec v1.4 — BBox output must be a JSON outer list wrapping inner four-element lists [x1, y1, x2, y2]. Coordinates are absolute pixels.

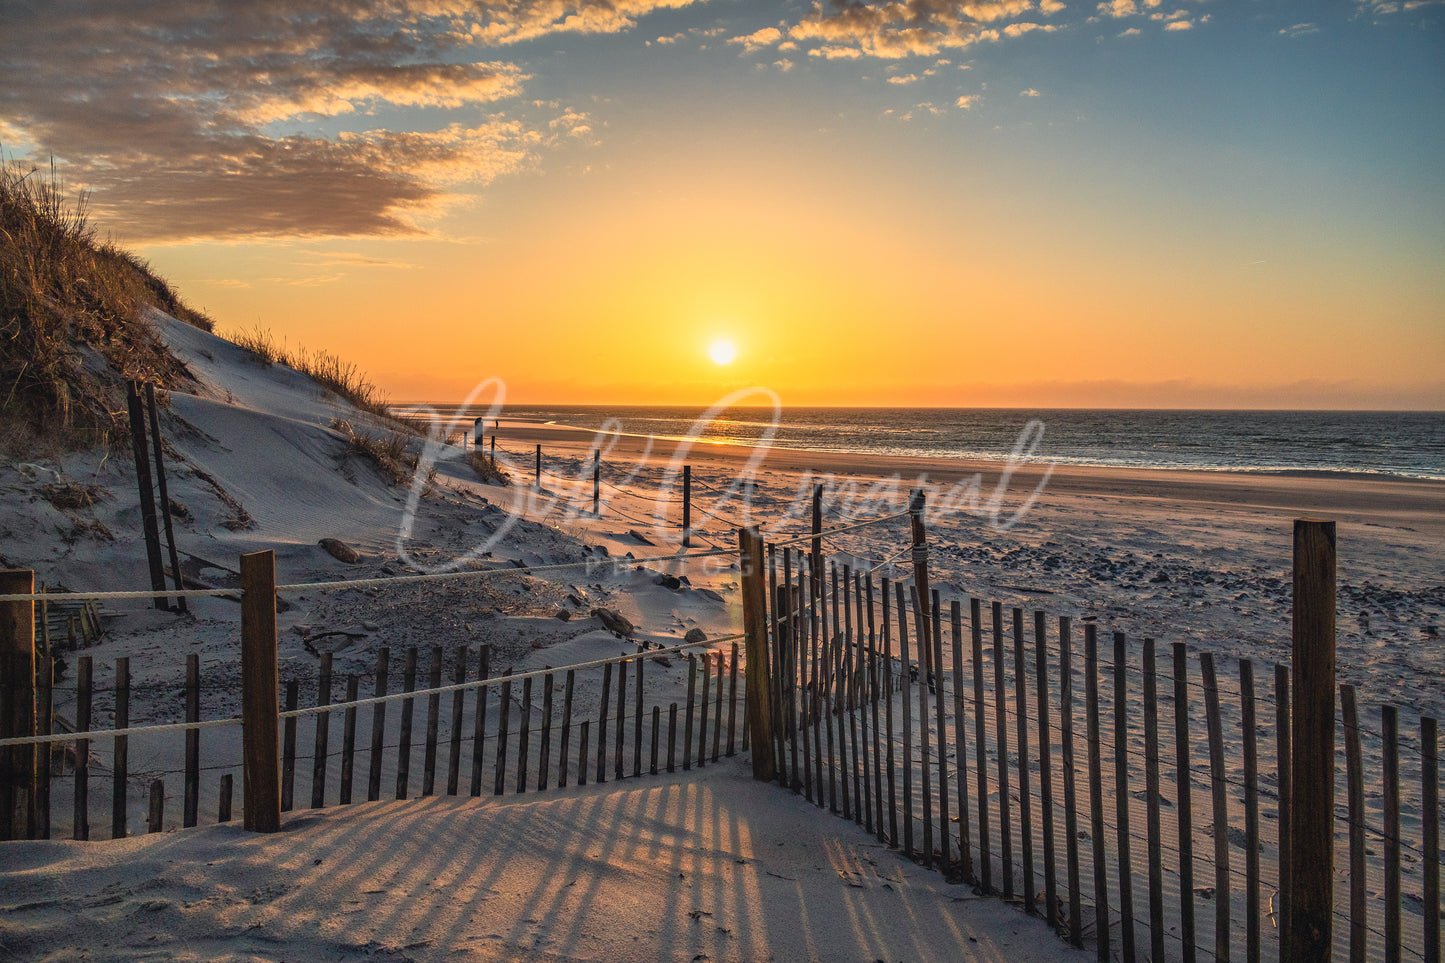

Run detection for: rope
[[0, 716, 242, 747], [277, 633, 741, 720], [0, 635, 745, 748], [771, 509, 911, 549]]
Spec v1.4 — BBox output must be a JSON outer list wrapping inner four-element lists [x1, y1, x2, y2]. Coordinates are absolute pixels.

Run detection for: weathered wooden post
[[473, 418, 483, 448], [143, 384, 187, 613], [908, 489, 931, 676], [739, 527, 775, 781], [1288, 519, 1336, 959], [810, 484, 823, 599], [535, 444, 541, 489], [240, 551, 281, 832], [126, 381, 169, 608], [682, 465, 692, 548], [0, 569, 36, 840], [593, 449, 600, 516]]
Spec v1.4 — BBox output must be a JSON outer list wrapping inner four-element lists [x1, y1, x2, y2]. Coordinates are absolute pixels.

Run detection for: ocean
[[408, 405, 1445, 481]]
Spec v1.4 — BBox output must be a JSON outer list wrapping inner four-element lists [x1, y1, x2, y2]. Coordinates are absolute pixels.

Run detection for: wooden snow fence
[[734, 509, 1441, 963]]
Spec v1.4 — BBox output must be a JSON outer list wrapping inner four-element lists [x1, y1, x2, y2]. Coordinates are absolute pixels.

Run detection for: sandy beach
[[1, 314, 1439, 961]]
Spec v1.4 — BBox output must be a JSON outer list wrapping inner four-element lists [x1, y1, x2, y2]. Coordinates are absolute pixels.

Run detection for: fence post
[[593, 450, 600, 516], [126, 380, 169, 608], [908, 490, 931, 674], [145, 382, 186, 612], [810, 485, 823, 599], [1288, 519, 1336, 959], [535, 444, 541, 489], [240, 550, 281, 832], [473, 418, 483, 448], [739, 527, 776, 781], [682, 465, 691, 548], [0, 569, 36, 840]]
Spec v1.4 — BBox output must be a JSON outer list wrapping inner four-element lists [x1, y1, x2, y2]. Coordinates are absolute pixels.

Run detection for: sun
[[708, 339, 737, 365]]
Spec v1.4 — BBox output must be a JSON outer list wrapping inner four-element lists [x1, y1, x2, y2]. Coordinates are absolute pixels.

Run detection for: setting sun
[[708, 339, 737, 366]]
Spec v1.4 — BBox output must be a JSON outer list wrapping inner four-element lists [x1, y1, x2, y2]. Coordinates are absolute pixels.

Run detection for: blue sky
[[2, 0, 1442, 406]]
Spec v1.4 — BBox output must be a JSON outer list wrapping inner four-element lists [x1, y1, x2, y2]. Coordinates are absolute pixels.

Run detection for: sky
[[2, 0, 1443, 409]]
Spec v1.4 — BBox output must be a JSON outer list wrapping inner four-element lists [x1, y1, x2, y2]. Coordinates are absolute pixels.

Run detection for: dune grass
[[230, 326, 398, 423], [0, 159, 213, 451]]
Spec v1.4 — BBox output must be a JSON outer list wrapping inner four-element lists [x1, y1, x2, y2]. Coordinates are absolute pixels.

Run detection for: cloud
[[730, 25, 783, 53], [1097, 0, 1137, 17], [1020, 87, 1041, 96], [0, 0, 689, 243], [1039, 0, 1067, 12], [1004, 21, 1057, 36], [775, 58, 796, 71], [955, 94, 982, 108], [887, 73, 921, 84], [1279, 22, 1319, 37], [1118, 25, 1142, 35], [1164, 19, 1192, 30], [787, 0, 1036, 59]]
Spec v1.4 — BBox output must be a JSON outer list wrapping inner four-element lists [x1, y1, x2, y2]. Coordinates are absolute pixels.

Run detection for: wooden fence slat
[[1174, 642, 1198, 963], [883, 581, 898, 846], [861, 576, 875, 833], [494, 677, 512, 796], [1422, 716, 1439, 963], [952, 600, 973, 881], [614, 653, 626, 780], [538, 672, 554, 792], [728, 641, 739, 758], [470, 646, 491, 797], [974, 597, 992, 892], [813, 571, 825, 803], [74, 655, 92, 841], [1036, 611, 1059, 934], [897, 582, 913, 855], [112, 656, 129, 840], [33, 586, 50, 839], [395, 647, 417, 800], [340, 674, 358, 804], [682, 657, 694, 774], [311, 652, 332, 809], [560, 669, 575, 788], [218, 773, 232, 822], [713, 651, 724, 764], [1275, 663, 1291, 963], [1060, 617, 1081, 947], [869, 579, 883, 842], [1384, 705, 1401, 963], [1201, 652, 1231, 961], [147, 779, 164, 833], [1143, 640, 1165, 962], [836, 568, 851, 819], [651, 705, 661, 774], [639, 653, 648, 775], [281, 680, 298, 811], [367, 648, 390, 802], [667, 703, 677, 773], [993, 600, 1013, 898], [912, 586, 932, 864], [1343, 683, 1367, 963], [698, 650, 711, 770], [598, 662, 612, 782], [851, 573, 865, 824], [1015, 608, 1034, 914], [180, 654, 199, 826], [517, 673, 536, 791], [422, 646, 442, 797], [1085, 624, 1110, 962], [446, 647, 467, 796], [578, 719, 590, 786], [1240, 659, 1259, 963], [1113, 632, 1136, 963], [931, 591, 948, 866]]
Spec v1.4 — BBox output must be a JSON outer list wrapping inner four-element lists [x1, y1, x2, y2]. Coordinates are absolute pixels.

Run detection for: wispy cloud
[[0, 1, 689, 243], [730, 26, 783, 53], [787, 0, 1037, 59]]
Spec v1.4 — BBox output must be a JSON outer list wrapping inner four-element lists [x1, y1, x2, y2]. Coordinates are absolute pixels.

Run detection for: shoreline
[[479, 418, 1445, 536]]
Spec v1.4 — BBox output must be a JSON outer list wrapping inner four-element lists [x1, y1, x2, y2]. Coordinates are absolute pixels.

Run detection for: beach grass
[[0, 158, 212, 451]]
